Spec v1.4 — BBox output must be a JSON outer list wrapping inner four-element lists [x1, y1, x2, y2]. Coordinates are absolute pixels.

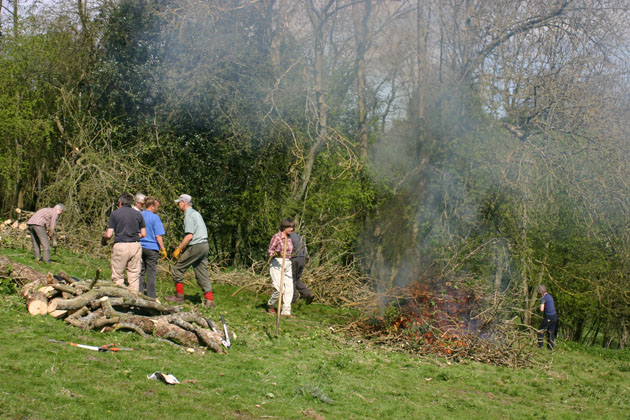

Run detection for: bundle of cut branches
[[304, 260, 375, 306], [216, 258, 375, 307]]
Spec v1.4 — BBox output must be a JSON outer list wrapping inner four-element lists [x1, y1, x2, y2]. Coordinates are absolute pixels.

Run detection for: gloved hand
[[159, 248, 168, 260], [100, 236, 108, 246], [52, 238, 58, 248], [172, 248, 181, 260]]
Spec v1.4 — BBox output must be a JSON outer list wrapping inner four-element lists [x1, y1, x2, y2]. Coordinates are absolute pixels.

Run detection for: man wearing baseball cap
[[165, 194, 215, 308]]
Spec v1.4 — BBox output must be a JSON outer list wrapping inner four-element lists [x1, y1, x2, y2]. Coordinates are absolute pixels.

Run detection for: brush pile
[[0, 212, 32, 250], [218, 258, 374, 307], [341, 282, 538, 368], [1, 255, 228, 353]]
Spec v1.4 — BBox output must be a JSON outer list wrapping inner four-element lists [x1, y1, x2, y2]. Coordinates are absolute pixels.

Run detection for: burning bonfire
[[344, 280, 538, 368]]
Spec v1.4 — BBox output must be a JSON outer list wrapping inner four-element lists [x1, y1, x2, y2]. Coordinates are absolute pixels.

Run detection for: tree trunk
[[353, 0, 371, 160], [416, 0, 429, 122], [294, 0, 336, 202], [12, 0, 18, 38], [269, 0, 283, 77], [77, 0, 90, 48], [294, 40, 326, 202], [494, 244, 506, 290], [48, 287, 146, 312], [573, 318, 584, 343], [619, 323, 628, 350]]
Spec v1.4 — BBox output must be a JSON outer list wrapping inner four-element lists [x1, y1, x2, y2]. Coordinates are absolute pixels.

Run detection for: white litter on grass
[[147, 371, 180, 385]]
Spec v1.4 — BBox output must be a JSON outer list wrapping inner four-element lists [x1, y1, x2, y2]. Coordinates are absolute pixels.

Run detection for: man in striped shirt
[[27, 204, 65, 263]]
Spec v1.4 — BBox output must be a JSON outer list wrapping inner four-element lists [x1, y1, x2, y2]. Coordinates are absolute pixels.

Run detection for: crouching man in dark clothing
[[537, 285, 558, 350]]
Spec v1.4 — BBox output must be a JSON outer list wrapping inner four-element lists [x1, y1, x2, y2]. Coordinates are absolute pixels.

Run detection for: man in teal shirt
[[165, 194, 214, 308]]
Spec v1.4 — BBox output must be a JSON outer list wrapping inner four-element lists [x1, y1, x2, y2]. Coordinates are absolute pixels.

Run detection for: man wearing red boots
[[165, 194, 214, 308]]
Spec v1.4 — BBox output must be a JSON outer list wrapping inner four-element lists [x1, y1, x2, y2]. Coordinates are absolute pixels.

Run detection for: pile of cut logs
[[2, 255, 227, 353]]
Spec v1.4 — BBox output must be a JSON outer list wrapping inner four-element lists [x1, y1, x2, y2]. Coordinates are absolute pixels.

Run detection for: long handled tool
[[275, 236, 288, 336], [205, 316, 231, 350], [221, 314, 231, 349], [47, 338, 134, 352]]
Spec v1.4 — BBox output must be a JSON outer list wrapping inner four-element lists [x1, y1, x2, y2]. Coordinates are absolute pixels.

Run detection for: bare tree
[[291, 0, 337, 202], [352, 0, 371, 160]]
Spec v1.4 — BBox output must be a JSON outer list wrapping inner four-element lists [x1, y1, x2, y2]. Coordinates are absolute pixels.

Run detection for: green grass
[[1, 247, 629, 419]]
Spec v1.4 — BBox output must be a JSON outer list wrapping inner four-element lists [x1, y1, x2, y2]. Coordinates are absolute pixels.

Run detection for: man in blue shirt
[[139, 197, 167, 298], [537, 285, 558, 350]]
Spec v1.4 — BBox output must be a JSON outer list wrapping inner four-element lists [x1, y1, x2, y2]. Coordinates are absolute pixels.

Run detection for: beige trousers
[[111, 242, 142, 292]]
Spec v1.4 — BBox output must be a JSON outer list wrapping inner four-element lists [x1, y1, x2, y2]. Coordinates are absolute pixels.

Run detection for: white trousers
[[267, 257, 293, 315]]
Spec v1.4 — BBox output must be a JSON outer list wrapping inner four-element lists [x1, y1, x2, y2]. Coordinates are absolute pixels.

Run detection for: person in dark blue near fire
[[537, 285, 558, 350]]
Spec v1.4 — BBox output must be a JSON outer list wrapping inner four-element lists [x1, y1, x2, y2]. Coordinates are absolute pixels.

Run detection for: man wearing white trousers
[[266, 218, 294, 316]]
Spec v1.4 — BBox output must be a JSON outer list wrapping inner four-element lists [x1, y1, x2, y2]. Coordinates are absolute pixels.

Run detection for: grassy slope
[[0, 247, 629, 420]]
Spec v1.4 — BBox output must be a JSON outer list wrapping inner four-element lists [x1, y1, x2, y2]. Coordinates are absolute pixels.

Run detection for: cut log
[[107, 296, 178, 314], [87, 268, 101, 290], [49, 309, 68, 319], [20, 280, 41, 298], [57, 271, 77, 284], [47, 298, 60, 313], [51, 287, 142, 311], [38, 285, 58, 299], [73, 281, 112, 292], [170, 318, 225, 354], [0, 255, 48, 293], [64, 307, 95, 329], [52, 283, 79, 296], [154, 319, 199, 347], [46, 272, 58, 285], [0, 255, 47, 284], [26, 291, 48, 315]]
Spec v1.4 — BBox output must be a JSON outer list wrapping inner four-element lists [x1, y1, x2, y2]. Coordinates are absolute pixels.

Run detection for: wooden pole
[[275, 236, 288, 336]]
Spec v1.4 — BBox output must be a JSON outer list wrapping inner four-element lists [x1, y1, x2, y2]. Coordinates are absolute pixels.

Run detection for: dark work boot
[[165, 293, 185, 303]]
